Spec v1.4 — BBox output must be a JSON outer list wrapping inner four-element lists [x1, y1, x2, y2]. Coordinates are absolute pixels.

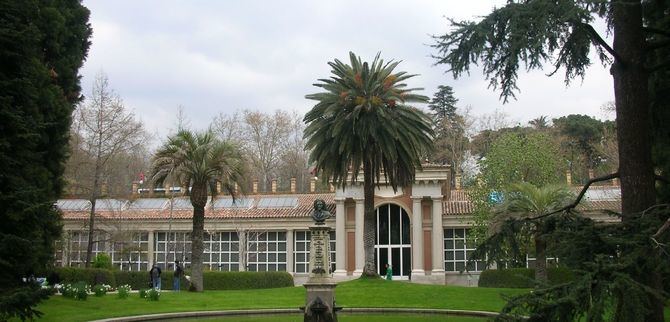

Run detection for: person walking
[[385, 264, 393, 281], [173, 260, 183, 292], [149, 264, 162, 290]]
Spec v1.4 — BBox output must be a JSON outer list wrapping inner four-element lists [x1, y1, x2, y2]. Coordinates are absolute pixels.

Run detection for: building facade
[[56, 165, 621, 286]]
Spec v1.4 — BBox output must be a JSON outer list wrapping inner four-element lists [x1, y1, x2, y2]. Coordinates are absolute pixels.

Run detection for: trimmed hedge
[[56, 267, 116, 286], [52, 268, 293, 290], [478, 267, 575, 288], [202, 271, 294, 290], [114, 271, 152, 290]]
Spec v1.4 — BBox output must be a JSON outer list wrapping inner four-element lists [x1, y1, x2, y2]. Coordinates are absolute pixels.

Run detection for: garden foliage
[[478, 267, 575, 288]]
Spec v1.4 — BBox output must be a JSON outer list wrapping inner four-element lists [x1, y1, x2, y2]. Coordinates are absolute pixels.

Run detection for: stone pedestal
[[302, 225, 338, 322], [303, 282, 337, 322]]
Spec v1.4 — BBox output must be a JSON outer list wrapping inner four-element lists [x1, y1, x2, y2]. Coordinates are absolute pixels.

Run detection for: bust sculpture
[[311, 199, 331, 224]]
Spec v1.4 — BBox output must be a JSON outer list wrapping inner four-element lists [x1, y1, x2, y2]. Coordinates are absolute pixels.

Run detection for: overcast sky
[[79, 0, 615, 139]]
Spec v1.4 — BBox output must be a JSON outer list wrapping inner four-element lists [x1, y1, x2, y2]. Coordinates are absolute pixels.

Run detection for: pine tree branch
[[528, 172, 620, 221], [651, 204, 670, 240], [579, 23, 624, 64], [646, 39, 670, 51], [646, 61, 670, 73], [643, 27, 670, 38]]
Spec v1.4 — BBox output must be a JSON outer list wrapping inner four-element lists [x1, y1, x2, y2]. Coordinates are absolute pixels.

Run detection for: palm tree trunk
[[190, 183, 208, 292], [190, 206, 204, 291], [362, 163, 378, 277], [534, 231, 547, 284]]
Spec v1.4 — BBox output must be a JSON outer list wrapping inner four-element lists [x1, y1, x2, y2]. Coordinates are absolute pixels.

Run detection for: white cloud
[[80, 0, 615, 138]]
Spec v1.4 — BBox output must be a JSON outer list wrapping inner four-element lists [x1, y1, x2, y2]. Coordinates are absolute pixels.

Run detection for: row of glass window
[[59, 231, 150, 271], [58, 230, 336, 273], [60, 228, 547, 274], [443, 228, 555, 272]]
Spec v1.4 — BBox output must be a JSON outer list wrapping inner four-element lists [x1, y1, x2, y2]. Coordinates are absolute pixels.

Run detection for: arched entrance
[[374, 203, 411, 279]]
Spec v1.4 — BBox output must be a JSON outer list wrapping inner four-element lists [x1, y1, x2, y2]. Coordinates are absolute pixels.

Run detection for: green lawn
[[33, 279, 525, 321]]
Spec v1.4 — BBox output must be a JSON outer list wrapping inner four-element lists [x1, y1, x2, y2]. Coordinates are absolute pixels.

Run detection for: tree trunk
[[611, 2, 662, 321], [189, 183, 208, 292], [533, 231, 547, 285], [362, 163, 378, 277], [85, 171, 101, 267], [612, 0, 655, 220], [85, 198, 97, 267]]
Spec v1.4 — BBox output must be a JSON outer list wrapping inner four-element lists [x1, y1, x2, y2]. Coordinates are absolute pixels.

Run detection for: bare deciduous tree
[[70, 71, 149, 266], [242, 110, 291, 190]]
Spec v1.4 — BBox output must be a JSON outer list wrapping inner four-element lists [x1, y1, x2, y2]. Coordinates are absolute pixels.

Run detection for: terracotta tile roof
[[448, 190, 470, 201], [443, 188, 622, 215], [443, 201, 474, 215], [60, 187, 621, 220], [60, 193, 335, 221]]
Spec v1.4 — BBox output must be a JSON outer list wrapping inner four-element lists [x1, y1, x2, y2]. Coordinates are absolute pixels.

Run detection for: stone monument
[[302, 199, 339, 322]]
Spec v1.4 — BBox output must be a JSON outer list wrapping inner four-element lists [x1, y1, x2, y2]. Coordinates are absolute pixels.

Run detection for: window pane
[[379, 205, 389, 245], [390, 205, 400, 244], [401, 211, 410, 245]]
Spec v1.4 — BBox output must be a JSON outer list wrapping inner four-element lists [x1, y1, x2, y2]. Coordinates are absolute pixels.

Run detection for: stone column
[[431, 196, 445, 273], [334, 198, 347, 276], [286, 229, 294, 274], [411, 196, 424, 276], [147, 230, 155, 268], [353, 198, 364, 275]]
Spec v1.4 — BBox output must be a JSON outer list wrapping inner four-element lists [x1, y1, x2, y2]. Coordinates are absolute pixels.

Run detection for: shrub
[[56, 267, 115, 287], [478, 267, 576, 288], [117, 284, 131, 299], [146, 288, 160, 301], [62, 282, 90, 300], [139, 289, 148, 299], [92, 284, 109, 297], [92, 253, 113, 270], [59, 284, 73, 298], [201, 271, 293, 290], [59, 282, 88, 300]]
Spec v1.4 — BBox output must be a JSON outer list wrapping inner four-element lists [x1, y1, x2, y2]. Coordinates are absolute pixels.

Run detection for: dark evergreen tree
[[428, 85, 458, 120], [0, 0, 91, 320], [427, 85, 468, 174], [645, 0, 670, 202]]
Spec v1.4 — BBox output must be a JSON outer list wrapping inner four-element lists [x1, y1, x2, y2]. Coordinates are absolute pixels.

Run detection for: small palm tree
[[528, 116, 549, 130], [304, 52, 433, 276], [492, 182, 573, 283], [151, 130, 245, 291]]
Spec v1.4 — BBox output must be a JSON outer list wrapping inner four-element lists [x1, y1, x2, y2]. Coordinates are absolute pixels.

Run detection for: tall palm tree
[[151, 130, 245, 291], [492, 183, 573, 283], [304, 52, 433, 276]]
